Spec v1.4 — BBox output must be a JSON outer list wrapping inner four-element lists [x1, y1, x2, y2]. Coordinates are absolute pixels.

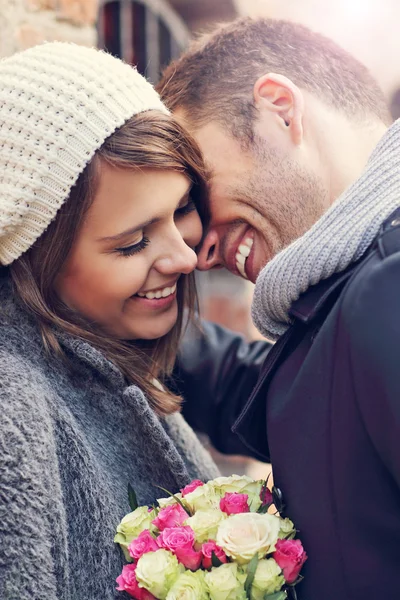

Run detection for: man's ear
[[253, 73, 304, 145]]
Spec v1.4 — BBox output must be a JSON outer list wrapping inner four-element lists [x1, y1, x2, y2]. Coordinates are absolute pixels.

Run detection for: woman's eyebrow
[[98, 188, 192, 243], [97, 218, 159, 243]]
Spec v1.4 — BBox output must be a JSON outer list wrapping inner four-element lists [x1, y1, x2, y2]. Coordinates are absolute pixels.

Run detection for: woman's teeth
[[137, 283, 177, 300], [235, 237, 253, 279]]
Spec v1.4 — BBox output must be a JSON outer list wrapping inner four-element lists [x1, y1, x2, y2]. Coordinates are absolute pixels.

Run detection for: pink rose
[[152, 503, 188, 532], [176, 546, 202, 570], [157, 525, 201, 570], [260, 486, 273, 507], [157, 525, 195, 553], [116, 564, 155, 600], [219, 492, 250, 515], [273, 539, 308, 584], [128, 530, 159, 561], [201, 541, 228, 569], [180, 479, 204, 497]]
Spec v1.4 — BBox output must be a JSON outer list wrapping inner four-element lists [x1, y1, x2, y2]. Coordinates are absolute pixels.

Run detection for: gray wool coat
[[0, 277, 219, 600]]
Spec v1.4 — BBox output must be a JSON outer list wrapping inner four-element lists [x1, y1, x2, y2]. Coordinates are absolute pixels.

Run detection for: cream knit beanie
[[0, 42, 169, 265]]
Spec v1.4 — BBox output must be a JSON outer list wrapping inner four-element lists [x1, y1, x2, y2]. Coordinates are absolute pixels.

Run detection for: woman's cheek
[[110, 255, 152, 297]]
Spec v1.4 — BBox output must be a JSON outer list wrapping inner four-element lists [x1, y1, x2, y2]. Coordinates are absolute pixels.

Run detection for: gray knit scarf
[[252, 119, 400, 340]]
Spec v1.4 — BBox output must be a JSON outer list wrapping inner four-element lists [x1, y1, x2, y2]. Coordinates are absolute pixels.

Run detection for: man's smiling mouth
[[235, 235, 254, 279]]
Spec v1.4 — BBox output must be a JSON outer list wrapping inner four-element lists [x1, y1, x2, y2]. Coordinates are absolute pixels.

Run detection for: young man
[[162, 19, 400, 600]]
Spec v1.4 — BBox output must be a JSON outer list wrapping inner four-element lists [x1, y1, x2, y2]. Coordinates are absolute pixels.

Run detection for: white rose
[[278, 518, 295, 539], [251, 559, 285, 600], [216, 513, 280, 564], [184, 483, 221, 512], [205, 563, 246, 600], [158, 493, 184, 508], [209, 475, 254, 494], [166, 571, 208, 600], [114, 506, 155, 559], [209, 475, 263, 512], [136, 549, 184, 600], [185, 509, 227, 543]]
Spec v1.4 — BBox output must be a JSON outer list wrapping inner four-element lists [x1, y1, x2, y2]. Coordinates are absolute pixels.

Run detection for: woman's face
[[55, 164, 202, 340]]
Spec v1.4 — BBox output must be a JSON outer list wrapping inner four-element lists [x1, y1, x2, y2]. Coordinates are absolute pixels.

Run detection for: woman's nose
[[155, 229, 198, 275], [197, 228, 223, 271]]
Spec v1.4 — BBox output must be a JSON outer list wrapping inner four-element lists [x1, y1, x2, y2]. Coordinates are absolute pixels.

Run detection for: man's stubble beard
[[238, 138, 330, 259]]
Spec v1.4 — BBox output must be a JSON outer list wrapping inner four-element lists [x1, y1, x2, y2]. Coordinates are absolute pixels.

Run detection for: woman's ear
[[253, 73, 304, 145]]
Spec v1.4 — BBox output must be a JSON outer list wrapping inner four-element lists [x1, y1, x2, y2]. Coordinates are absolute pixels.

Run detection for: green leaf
[[263, 592, 287, 600], [155, 485, 193, 516], [128, 483, 138, 512], [288, 575, 304, 587], [257, 504, 270, 514], [244, 554, 259, 599], [211, 551, 224, 568]]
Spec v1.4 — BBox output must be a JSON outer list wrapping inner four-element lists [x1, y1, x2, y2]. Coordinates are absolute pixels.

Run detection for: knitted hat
[[0, 42, 169, 265]]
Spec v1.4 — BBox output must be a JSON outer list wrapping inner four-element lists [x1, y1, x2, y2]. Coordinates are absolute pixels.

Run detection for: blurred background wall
[[1, 0, 399, 477]]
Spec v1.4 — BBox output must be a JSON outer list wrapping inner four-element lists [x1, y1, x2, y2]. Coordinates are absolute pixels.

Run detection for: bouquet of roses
[[114, 475, 307, 600]]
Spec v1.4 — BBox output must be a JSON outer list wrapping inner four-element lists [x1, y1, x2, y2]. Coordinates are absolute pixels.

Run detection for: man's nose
[[197, 229, 224, 271]]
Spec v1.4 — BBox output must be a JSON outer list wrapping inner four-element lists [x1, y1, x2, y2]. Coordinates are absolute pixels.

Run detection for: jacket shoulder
[[343, 210, 400, 305], [340, 221, 400, 356]]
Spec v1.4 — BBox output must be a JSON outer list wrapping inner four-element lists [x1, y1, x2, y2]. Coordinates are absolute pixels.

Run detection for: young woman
[[0, 42, 218, 599]]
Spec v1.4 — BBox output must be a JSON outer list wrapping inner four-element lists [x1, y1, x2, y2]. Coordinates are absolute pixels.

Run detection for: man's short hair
[[157, 18, 391, 142]]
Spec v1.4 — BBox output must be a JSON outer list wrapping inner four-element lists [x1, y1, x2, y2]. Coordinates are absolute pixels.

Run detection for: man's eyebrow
[[97, 188, 192, 244]]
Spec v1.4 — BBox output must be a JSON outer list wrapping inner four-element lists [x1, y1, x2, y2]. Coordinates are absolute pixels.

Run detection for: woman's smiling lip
[[131, 289, 177, 310], [130, 280, 178, 310], [135, 278, 179, 297]]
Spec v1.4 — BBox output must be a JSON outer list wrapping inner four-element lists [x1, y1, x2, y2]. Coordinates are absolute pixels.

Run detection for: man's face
[[189, 120, 329, 283]]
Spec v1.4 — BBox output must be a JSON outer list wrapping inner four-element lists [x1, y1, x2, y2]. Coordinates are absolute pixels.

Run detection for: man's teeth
[[235, 237, 253, 279], [137, 283, 177, 299]]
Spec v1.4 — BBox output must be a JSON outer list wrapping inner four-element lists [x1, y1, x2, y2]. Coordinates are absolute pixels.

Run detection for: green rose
[[184, 483, 221, 512], [209, 475, 263, 512], [166, 570, 208, 600], [185, 509, 227, 544], [251, 559, 285, 600], [278, 518, 296, 539], [205, 563, 246, 600], [136, 549, 184, 600], [114, 506, 154, 559]]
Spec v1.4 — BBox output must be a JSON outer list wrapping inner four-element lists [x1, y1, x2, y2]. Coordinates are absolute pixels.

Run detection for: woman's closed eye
[[113, 199, 196, 258], [175, 198, 197, 218], [115, 236, 150, 257]]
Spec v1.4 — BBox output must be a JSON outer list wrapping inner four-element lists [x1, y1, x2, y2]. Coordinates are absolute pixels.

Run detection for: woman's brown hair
[[9, 111, 209, 415]]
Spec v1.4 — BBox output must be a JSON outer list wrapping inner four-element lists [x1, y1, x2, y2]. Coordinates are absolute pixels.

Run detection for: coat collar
[[289, 205, 400, 327]]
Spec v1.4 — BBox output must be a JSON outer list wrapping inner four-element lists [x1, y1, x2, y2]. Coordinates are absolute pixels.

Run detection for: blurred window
[[98, 0, 189, 82]]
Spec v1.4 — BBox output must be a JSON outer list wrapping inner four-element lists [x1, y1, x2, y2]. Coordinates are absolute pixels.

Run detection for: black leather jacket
[[172, 320, 271, 457], [174, 210, 400, 600]]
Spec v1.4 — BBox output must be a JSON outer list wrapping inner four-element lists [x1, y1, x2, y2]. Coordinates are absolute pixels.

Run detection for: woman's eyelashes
[[114, 202, 196, 258], [175, 198, 196, 217], [116, 236, 150, 257]]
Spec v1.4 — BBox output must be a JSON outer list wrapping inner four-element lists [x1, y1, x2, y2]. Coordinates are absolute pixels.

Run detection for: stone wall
[[0, 0, 98, 58]]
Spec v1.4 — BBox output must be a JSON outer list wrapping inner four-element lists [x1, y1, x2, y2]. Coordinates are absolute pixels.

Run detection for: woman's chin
[[123, 303, 179, 341]]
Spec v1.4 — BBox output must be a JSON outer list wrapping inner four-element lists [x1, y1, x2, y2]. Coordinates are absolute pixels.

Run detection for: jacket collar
[[289, 205, 400, 327], [288, 263, 359, 326]]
